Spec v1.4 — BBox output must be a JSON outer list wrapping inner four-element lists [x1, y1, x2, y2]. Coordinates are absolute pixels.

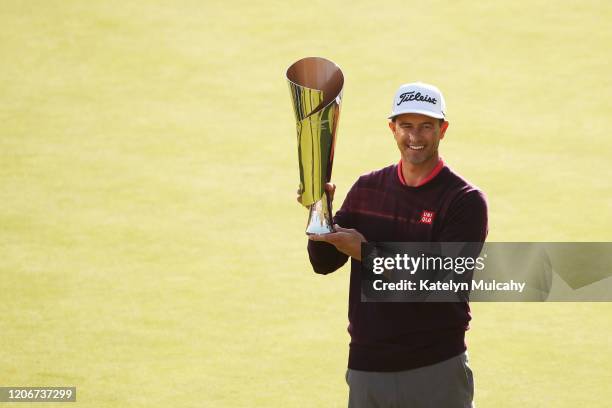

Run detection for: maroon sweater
[[308, 161, 488, 371]]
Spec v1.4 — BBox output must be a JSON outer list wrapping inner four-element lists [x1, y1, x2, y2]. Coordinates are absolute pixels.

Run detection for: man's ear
[[388, 120, 396, 134], [439, 121, 449, 140]]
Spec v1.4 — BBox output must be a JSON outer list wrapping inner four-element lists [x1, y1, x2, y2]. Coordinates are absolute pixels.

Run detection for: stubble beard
[[403, 146, 438, 166]]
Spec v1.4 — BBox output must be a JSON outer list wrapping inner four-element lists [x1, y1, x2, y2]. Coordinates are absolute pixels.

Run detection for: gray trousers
[[346, 352, 474, 408]]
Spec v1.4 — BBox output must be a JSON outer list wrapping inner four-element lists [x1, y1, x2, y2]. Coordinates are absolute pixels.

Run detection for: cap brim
[[388, 108, 445, 120]]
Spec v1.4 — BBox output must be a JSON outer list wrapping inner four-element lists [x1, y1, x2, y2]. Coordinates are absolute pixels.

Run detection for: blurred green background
[[1, 1, 611, 406]]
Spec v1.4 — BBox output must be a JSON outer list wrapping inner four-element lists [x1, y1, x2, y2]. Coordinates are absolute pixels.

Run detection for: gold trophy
[[286, 57, 344, 235]]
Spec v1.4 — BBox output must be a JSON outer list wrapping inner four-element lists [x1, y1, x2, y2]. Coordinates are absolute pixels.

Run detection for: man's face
[[389, 113, 449, 165]]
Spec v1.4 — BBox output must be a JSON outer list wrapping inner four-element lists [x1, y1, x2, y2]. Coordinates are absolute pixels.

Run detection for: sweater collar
[[397, 157, 445, 187]]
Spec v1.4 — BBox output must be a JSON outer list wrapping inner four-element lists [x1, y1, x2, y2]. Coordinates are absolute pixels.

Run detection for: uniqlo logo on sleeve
[[419, 210, 435, 224]]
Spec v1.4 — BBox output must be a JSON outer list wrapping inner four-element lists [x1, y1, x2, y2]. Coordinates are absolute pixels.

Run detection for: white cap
[[388, 82, 446, 120]]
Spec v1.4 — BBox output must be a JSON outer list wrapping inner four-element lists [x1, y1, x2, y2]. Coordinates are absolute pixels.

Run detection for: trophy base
[[305, 194, 334, 235]]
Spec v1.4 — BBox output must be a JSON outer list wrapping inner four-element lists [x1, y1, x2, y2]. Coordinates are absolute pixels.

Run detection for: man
[[306, 82, 488, 407]]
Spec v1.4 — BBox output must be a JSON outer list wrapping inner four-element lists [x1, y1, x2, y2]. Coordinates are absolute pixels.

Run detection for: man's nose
[[408, 129, 422, 139], [409, 127, 423, 136]]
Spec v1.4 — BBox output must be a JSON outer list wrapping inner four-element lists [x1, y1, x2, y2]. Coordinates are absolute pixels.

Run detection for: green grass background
[[1, 1, 611, 406]]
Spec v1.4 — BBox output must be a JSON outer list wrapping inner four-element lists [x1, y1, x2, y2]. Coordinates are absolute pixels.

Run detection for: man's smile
[[408, 144, 425, 151]]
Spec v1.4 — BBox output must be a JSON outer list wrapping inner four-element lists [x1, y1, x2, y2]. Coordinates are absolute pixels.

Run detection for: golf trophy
[[286, 57, 344, 235]]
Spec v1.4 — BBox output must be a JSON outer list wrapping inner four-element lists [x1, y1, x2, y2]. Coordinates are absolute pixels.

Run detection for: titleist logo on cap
[[397, 91, 437, 106]]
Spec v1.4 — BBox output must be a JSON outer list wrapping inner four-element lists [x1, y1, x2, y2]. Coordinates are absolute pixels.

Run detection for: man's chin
[[404, 154, 430, 166]]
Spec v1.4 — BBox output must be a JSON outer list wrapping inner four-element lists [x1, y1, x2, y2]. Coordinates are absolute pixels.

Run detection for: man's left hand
[[309, 224, 366, 261]]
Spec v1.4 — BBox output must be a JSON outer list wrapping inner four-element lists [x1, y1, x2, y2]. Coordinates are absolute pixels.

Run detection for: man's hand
[[297, 183, 336, 204], [300, 183, 366, 260], [309, 224, 366, 261]]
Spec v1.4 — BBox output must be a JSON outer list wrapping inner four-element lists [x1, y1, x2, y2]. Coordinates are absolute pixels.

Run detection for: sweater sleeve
[[438, 189, 488, 243], [306, 181, 358, 275]]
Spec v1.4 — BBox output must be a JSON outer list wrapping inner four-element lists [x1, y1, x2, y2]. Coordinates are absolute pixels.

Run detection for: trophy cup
[[286, 57, 344, 235]]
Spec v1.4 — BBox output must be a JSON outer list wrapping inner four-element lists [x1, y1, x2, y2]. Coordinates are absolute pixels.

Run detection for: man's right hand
[[300, 183, 365, 260], [296, 183, 336, 204]]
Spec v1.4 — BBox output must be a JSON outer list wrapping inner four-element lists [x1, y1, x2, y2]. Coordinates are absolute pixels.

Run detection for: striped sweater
[[307, 161, 488, 371]]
